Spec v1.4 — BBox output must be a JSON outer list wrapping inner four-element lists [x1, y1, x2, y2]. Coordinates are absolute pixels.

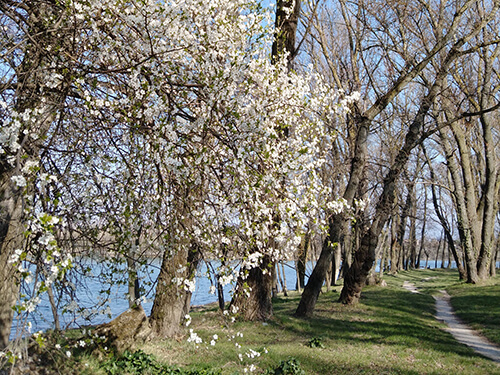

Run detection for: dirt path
[[402, 282, 500, 363]]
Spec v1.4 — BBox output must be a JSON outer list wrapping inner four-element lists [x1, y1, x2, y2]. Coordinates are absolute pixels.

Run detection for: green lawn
[[140, 268, 500, 374], [17, 268, 500, 374], [446, 271, 500, 345]]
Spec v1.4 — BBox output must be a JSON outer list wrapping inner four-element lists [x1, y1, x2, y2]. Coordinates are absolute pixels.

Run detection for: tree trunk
[[47, 284, 61, 332], [389, 215, 399, 272], [408, 186, 417, 269], [339, 63, 449, 303], [332, 242, 342, 285], [281, 262, 288, 297], [0, 176, 24, 348], [127, 227, 142, 308], [396, 188, 411, 269], [439, 126, 479, 282], [424, 144, 466, 279], [416, 189, 427, 268], [295, 238, 333, 317], [230, 255, 274, 321], [490, 238, 498, 277], [150, 246, 200, 337], [435, 236, 441, 269], [476, 68, 499, 278], [295, 231, 309, 290], [217, 275, 225, 311], [440, 240, 446, 269], [295, 112, 369, 317], [0, 2, 74, 347]]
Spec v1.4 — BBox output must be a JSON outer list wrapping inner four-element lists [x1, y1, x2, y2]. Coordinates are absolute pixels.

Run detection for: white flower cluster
[[327, 198, 350, 215], [172, 277, 196, 293], [354, 198, 370, 212], [187, 329, 203, 344]]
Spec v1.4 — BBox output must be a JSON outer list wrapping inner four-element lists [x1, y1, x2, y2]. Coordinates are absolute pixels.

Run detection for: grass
[[141, 268, 500, 374], [10, 268, 500, 374], [446, 272, 500, 345], [392, 268, 500, 345]]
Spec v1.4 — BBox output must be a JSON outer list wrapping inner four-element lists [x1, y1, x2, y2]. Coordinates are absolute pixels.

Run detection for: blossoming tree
[[1, 0, 343, 347]]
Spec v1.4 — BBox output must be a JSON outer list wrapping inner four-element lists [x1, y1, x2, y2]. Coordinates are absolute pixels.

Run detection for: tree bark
[[416, 189, 427, 268], [438, 127, 479, 282], [423, 144, 466, 279], [0, 176, 24, 348], [230, 255, 274, 321], [150, 245, 200, 337], [476, 51, 499, 279], [0, 2, 72, 347], [295, 232, 309, 290], [339, 59, 451, 303]]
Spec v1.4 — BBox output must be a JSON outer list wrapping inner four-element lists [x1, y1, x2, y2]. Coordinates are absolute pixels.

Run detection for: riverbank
[[6, 268, 499, 374]]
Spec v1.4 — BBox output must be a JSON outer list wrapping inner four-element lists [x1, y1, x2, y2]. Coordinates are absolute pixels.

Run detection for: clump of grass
[[101, 349, 221, 375], [264, 357, 305, 375], [306, 337, 324, 349]]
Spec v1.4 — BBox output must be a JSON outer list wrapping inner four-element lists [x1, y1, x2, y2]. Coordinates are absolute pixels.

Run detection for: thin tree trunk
[[217, 275, 225, 311], [423, 145, 467, 279], [390, 215, 399, 272], [127, 226, 142, 308], [447, 243, 452, 269], [325, 261, 332, 292], [476, 71, 499, 278], [397, 189, 411, 270], [440, 240, 446, 269], [333, 242, 342, 285], [281, 262, 288, 297], [379, 229, 390, 278], [490, 238, 498, 277], [47, 285, 61, 331], [438, 127, 479, 282], [295, 263, 301, 293], [435, 236, 441, 269], [297, 232, 309, 290], [276, 263, 284, 294], [416, 189, 427, 268], [0, 180, 23, 347], [408, 186, 417, 269], [0, 2, 71, 347]]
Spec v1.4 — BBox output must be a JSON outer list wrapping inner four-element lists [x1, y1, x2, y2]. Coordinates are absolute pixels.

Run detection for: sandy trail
[[402, 282, 500, 363]]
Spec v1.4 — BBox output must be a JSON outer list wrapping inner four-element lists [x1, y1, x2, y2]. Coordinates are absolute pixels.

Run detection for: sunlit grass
[[19, 268, 500, 374], [446, 273, 500, 345], [142, 268, 500, 374]]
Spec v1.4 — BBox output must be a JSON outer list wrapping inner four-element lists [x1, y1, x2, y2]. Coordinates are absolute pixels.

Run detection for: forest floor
[[5, 268, 500, 374]]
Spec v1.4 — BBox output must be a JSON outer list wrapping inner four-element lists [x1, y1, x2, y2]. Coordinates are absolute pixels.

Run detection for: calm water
[[10, 260, 306, 338]]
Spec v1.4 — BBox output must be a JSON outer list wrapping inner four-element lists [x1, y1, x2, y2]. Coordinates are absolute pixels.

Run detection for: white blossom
[[11, 175, 27, 188]]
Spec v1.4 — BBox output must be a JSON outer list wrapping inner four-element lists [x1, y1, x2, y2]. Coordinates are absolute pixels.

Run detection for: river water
[[10, 259, 304, 338]]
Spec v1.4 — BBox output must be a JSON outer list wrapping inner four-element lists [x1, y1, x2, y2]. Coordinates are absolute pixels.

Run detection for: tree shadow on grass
[[271, 287, 487, 361]]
